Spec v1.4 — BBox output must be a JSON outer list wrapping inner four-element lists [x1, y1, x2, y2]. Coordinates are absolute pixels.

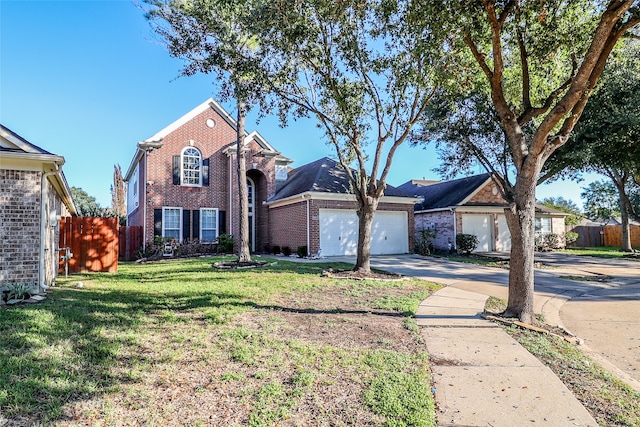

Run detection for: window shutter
[[172, 155, 180, 185], [202, 158, 209, 186], [182, 209, 191, 241], [192, 210, 200, 240], [154, 209, 162, 237], [219, 210, 226, 234]]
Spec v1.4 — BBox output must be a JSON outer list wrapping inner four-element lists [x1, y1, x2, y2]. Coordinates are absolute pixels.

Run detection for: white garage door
[[496, 215, 512, 252], [461, 214, 493, 252], [319, 209, 409, 256]]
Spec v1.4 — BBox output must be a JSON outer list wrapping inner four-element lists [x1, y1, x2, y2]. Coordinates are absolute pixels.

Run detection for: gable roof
[[398, 173, 492, 211], [268, 157, 414, 203], [0, 124, 55, 156], [0, 124, 76, 215], [125, 99, 286, 181]]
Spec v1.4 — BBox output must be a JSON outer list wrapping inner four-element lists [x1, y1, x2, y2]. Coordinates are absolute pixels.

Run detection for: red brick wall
[[269, 201, 309, 253], [137, 105, 278, 251]]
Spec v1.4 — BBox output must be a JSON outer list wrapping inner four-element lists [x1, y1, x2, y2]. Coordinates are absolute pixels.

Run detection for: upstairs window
[[181, 147, 201, 186]]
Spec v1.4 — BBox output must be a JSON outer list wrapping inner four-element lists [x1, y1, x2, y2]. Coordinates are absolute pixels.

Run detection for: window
[[163, 207, 182, 240], [200, 208, 218, 242], [181, 147, 201, 186], [535, 217, 552, 234]]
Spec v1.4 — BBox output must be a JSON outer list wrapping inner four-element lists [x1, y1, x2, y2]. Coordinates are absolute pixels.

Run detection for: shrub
[[7, 282, 32, 300], [282, 246, 292, 256], [271, 245, 281, 255], [415, 228, 436, 256], [217, 234, 234, 253], [564, 231, 579, 246], [297, 245, 308, 258], [456, 233, 479, 255], [536, 233, 561, 251]]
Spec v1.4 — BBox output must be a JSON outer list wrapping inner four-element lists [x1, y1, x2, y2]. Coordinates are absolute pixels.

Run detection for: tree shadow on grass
[[0, 258, 384, 423]]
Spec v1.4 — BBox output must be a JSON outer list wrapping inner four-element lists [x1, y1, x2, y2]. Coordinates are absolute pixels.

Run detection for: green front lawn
[[1, 256, 441, 426], [562, 247, 640, 259]]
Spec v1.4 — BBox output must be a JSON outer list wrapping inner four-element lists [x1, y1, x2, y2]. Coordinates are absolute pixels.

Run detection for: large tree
[[247, 0, 442, 272], [146, 0, 262, 263], [420, 0, 639, 321], [545, 40, 640, 250]]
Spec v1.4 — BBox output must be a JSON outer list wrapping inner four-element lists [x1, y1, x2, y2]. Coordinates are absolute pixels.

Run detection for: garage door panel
[[497, 215, 512, 252], [319, 209, 408, 256], [461, 214, 492, 252]]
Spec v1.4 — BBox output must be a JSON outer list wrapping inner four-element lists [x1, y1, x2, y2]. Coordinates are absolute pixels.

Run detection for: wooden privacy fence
[[603, 224, 640, 248], [119, 225, 143, 261], [570, 224, 640, 248], [58, 218, 144, 273], [59, 217, 119, 273]]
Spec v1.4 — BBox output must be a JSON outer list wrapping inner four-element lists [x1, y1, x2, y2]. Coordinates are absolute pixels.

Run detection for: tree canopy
[[414, 0, 639, 321]]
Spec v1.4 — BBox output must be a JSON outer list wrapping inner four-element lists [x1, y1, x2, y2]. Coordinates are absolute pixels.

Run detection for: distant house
[[266, 157, 418, 256], [398, 173, 567, 252], [0, 124, 76, 294], [124, 99, 416, 256]]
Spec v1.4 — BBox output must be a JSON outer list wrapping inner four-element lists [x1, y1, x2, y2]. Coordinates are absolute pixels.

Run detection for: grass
[[0, 256, 441, 426], [562, 247, 640, 259], [484, 297, 640, 426]]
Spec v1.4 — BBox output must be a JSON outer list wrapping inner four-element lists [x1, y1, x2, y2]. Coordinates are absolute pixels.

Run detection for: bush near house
[[456, 233, 479, 255]]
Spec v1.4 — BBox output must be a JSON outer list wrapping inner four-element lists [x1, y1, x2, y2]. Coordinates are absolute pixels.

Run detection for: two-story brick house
[[125, 99, 417, 256], [124, 98, 292, 253]]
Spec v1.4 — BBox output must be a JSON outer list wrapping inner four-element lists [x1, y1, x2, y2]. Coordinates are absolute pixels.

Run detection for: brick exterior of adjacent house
[[0, 169, 65, 288], [0, 170, 41, 285]]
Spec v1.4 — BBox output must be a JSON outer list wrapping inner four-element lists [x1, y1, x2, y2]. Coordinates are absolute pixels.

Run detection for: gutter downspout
[[39, 165, 60, 295], [306, 195, 310, 256], [451, 208, 457, 251], [229, 153, 233, 235], [143, 150, 148, 250]]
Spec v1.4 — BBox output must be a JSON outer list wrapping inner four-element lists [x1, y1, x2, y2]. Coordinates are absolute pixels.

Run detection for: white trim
[[199, 208, 219, 242], [0, 151, 65, 164], [180, 146, 202, 187], [247, 177, 256, 251], [266, 191, 419, 208], [144, 98, 237, 143], [162, 206, 183, 242]]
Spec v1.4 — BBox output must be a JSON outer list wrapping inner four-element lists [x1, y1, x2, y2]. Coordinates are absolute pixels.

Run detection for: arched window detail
[[181, 147, 201, 186]]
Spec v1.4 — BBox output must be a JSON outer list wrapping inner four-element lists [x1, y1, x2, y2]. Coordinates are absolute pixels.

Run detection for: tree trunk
[[618, 189, 633, 252], [354, 196, 378, 274], [236, 99, 251, 263], [504, 178, 537, 324]]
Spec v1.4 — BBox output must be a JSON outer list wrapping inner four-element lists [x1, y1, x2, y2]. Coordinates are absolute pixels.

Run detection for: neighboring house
[[398, 173, 567, 252], [0, 124, 76, 294], [124, 99, 417, 257], [267, 157, 417, 256], [124, 98, 293, 253]]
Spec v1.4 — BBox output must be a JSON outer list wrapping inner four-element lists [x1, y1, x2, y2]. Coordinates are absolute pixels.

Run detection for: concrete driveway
[[356, 252, 640, 392]]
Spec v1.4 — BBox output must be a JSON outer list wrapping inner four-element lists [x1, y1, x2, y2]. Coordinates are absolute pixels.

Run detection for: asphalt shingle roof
[[0, 124, 54, 155], [397, 173, 492, 210], [269, 157, 413, 202]]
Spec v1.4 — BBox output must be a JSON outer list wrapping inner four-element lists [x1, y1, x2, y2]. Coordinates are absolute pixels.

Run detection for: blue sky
[[1, 0, 602, 208]]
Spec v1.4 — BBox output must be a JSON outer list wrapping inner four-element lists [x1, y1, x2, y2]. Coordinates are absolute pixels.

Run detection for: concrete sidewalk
[[419, 286, 597, 426]]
